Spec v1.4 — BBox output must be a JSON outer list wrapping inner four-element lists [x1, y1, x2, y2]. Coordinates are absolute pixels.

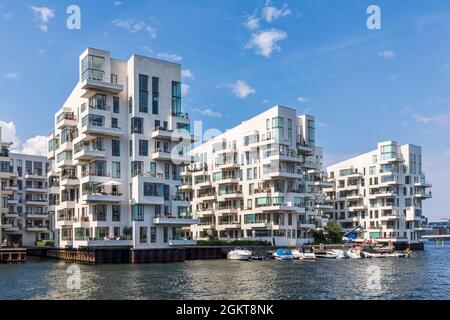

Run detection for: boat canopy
[[276, 248, 292, 256]]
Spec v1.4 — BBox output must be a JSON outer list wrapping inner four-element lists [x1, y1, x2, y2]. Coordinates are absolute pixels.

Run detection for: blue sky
[[0, 0, 449, 220]]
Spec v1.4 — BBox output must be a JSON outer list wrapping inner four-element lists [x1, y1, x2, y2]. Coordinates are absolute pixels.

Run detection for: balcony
[[415, 191, 432, 199], [348, 205, 367, 212], [195, 209, 214, 217], [56, 112, 77, 130], [4, 212, 18, 218], [216, 222, 241, 230], [80, 78, 124, 98], [151, 151, 194, 164], [73, 147, 106, 162], [26, 212, 49, 219], [59, 200, 76, 209], [296, 142, 314, 155], [7, 199, 18, 205], [26, 225, 49, 232], [25, 199, 48, 206], [80, 123, 123, 138], [81, 192, 124, 203], [152, 214, 198, 226], [24, 172, 47, 180], [25, 186, 47, 193], [60, 176, 79, 187], [217, 191, 243, 201], [215, 207, 239, 216], [262, 169, 303, 180], [215, 162, 240, 170]]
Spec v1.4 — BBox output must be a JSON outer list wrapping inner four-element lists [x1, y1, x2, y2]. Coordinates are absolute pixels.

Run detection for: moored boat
[[273, 248, 294, 260], [227, 248, 252, 261]]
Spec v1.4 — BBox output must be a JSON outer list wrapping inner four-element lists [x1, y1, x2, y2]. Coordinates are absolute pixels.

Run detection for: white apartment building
[[0, 128, 52, 247], [182, 105, 327, 246], [325, 141, 432, 246], [48, 48, 197, 250]]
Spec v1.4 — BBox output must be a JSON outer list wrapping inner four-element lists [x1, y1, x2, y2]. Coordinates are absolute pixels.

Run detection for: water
[[1, 243, 449, 300]]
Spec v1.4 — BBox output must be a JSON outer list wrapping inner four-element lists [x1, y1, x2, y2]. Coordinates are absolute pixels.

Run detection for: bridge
[[421, 234, 450, 246]]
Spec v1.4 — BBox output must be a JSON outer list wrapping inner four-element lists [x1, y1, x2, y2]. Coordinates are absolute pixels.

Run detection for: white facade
[[325, 141, 431, 244], [182, 105, 327, 246], [0, 128, 52, 247], [48, 48, 197, 249]]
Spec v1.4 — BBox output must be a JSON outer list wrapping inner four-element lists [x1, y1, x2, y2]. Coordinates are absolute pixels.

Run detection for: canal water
[[0, 242, 449, 300]]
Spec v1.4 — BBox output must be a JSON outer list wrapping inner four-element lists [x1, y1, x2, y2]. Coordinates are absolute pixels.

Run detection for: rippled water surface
[[1, 243, 449, 300]]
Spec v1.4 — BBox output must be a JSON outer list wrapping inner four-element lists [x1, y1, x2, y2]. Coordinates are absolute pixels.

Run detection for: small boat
[[303, 252, 316, 260], [330, 249, 348, 259], [273, 248, 294, 260], [346, 248, 362, 259], [291, 249, 304, 260], [314, 250, 338, 259], [227, 248, 252, 261]]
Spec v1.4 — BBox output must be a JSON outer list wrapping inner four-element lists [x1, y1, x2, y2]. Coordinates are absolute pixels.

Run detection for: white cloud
[[231, 80, 255, 99], [112, 18, 156, 38], [262, 4, 291, 22], [444, 150, 450, 155], [193, 108, 223, 118], [20, 135, 47, 156], [181, 69, 194, 79], [31, 6, 54, 32], [0, 121, 20, 146], [0, 121, 47, 156], [413, 114, 448, 125], [181, 83, 189, 96], [246, 29, 287, 57], [378, 50, 395, 59], [318, 122, 327, 128], [297, 96, 308, 104], [246, 15, 260, 30], [156, 52, 183, 62], [4, 72, 20, 80], [114, 1, 123, 5]]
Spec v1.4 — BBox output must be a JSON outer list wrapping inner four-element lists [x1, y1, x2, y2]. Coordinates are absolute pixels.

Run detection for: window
[[163, 227, 168, 243], [131, 161, 143, 176], [143, 183, 163, 197], [140, 227, 148, 243], [113, 96, 120, 113], [381, 144, 396, 160], [131, 204, 144, 221], [152, 77, 159, 115], [139, 74, 148, 113], [131, 117, 143, 134], [112, 161, 121, 178], [164, 164, 170, 180], [151, 227, 157, 243], [82, 114, 104, 127], [81, 55, 105, 81], [272, 117, 284, 128], [307, 119, 315, 147], [112, 118, 119, 129], [89, 94, 107, 110], [171, 81, 181, 116], [92, 205, 107, 221], [112, 140, 120, 157], [112, 205, 121, 221], [139, 140, 148, 156], [150, 162, 156, 177]]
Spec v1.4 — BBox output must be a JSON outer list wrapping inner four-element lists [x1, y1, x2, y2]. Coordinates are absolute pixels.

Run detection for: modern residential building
[[181, 105, 327, 246], [324, 141, 432, 247], [0, 128, 52, 247], [48, 48, 197, 250]]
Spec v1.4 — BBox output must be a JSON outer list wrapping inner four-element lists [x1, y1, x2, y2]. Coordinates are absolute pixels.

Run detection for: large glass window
[[381, 144, 396, 160], [92, 205, 107, 221], [143, 183, 163, 197], [112, 140, 120, 157], [112, 205, 121, 221], [152, 77, 159, 115], [81, 55, 105, 81], [82, 114, 104, 127], [139, 74, 148, 113], [171, 81, 181, 116], [89, 94, 107, 110], [132, 204, 144, 221], [112, 161, 121, 178], [131, 117, 143, 134], [113, 96, 120, 113], [139, 139, 148, 156]]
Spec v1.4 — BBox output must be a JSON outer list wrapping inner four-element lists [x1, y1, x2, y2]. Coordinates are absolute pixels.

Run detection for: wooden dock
[[0, 248, 26, 263]]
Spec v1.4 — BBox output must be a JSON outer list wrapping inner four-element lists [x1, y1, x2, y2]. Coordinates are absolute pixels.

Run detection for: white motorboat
[[330, 249, 348, 259], [303, 252, 316, 260], [227, 248, 252, 261], [346, 248, 362, 259], [273, 248, 294, 260], [291, 249, 304, 260]]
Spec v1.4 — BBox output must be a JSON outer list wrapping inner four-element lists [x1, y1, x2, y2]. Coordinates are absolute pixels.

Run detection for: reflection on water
[[1, 243, 450, 300]]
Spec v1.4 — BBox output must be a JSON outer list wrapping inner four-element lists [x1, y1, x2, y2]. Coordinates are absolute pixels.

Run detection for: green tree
[[324, 222, 343, 244], [313, 230, 327, 244]]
